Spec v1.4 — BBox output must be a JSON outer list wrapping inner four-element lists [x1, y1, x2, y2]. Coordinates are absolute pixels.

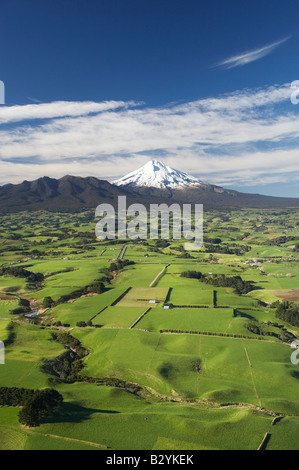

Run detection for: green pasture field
[[0, 299, 19, 318], [0, 276, 28, 294], [137, 306, 243, 334], [109, 263, 171, 288], [73, 328, 299, 415], [116, 286, 169, 307], [24, 259, 108, 301], [96, 306, 147, 329], [167, 283, 214, 306], [48, 294, 104, 326], [0, 208, 299, 450], [0, 383, 289, 450], [0, 320, 10, 342], [166, 263, 244, 276], [0, 322, 64, 389]]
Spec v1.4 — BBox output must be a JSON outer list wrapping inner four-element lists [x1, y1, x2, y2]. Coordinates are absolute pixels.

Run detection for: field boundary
[[110, 287, 132, 306], [89, 306, 108, 322], [160, 329, 284, 343], [149, 264, 169, 287], [244, 346, 262, 408], [43, 433, 108, 449], [117, 244, 128, 260], [129, 308, 151, 329], [257, 432, 271, 451]]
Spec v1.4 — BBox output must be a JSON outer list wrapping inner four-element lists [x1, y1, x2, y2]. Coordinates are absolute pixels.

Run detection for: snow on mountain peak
[[112, 160, 204, 189]]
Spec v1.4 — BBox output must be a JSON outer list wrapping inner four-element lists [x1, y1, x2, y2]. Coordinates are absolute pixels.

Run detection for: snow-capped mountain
[[112, 160, 204, 189]]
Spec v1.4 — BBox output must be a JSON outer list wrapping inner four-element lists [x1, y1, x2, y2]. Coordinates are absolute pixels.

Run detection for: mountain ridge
[[113, 159, 205, 189], [0, 172, 299, 212]]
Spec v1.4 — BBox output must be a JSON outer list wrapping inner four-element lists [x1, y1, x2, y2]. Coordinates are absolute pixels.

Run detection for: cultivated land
[[0, 208, 298, 450]]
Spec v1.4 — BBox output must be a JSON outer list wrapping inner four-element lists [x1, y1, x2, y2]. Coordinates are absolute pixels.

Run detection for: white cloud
[[217, 37, 290, 69], [0, 100, 140, 124], [0, 82, 298, 190]]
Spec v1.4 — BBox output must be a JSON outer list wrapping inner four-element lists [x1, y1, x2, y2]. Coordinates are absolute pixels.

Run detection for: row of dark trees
[[181, 271, 203, 280], [10, 298, 31, 315], [180, 271, 254, 295], [203, 274, 254, 294], [0, 265, 44, 291], [262, 235, 299, 246], [41, 332, 87, 382], [50, 279, 106, 306], [203, 243, 251, 256], [160, 329, 265, 340], [108, 259, 135, 272], [0, 266, 44, 283], [276, 302, 299, 327], [0, 387, 63, 427]]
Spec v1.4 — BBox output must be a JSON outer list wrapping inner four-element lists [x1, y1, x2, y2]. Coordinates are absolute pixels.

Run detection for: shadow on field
[[234, 309, 256, 320], [44, 402, 119, 425], [249, 282, 263, 291], [291, 370, 299, 380]]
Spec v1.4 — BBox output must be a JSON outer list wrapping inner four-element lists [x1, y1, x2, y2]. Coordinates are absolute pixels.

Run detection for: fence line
[[149, 264, 169, 287], [129, 308, 151, 329]]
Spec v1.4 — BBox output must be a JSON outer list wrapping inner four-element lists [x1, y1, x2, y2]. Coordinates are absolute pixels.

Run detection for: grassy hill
[[0, 208, 298, 450]]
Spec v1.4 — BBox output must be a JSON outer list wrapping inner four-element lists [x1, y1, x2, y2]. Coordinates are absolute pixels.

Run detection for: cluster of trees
[[109, 259, 135, 272], [0, 387, 35, 406], [276, 302, 299, 327], [203, 237, 222, 244], [42, 332, 87, 382], [262, 235, 298, 246], [203, 274, 254, 294], [246, 321, 265, 336], [0, 387, 63, 427], [204, 243, 251, 255], [180, 271, 254, 295], [10, 298, 31, 315], [0, 265, 44, 288], [181, 271, 203, 280], [0, 266, 44, 282], [245, 319, 296, 342], [56, 279, 105, 304], [155, 239, 170, 249], [76, 320, 93, 327]]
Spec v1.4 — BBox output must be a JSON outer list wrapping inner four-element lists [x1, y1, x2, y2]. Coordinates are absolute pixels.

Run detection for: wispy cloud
[[217, 37, 291, 69], [0, 100, 141, 124], [0, 82, 298, 190]]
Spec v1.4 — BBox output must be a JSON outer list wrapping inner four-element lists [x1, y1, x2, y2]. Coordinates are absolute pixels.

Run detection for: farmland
[[0, 208, 298, 450]]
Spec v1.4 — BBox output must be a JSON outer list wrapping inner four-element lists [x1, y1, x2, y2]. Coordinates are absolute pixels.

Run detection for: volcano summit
[[112, 160, 205, 190]]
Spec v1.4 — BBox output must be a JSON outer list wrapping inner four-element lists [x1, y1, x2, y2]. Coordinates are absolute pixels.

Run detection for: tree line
[[0, 387, 63, 427], [0, 266, 44, 283], [276, 302, 299, 327], [0, 265, 44, 290], [108, 259, 135, 272], [180, 271, 254, 294]]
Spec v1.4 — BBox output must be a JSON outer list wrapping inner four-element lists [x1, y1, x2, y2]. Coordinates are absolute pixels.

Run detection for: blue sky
[[0, 0, 299, 197]]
